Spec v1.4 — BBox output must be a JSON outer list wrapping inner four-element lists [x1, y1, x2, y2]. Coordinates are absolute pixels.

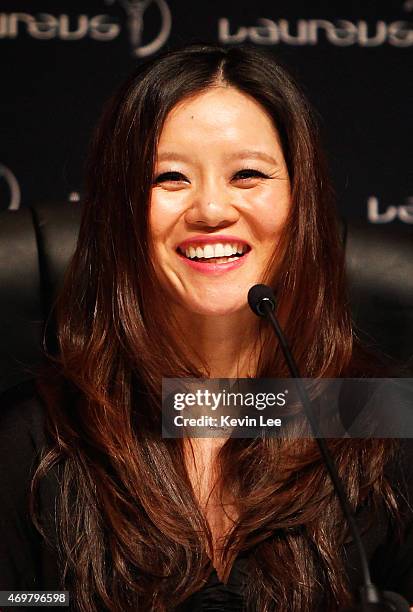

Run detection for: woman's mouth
[[177, 241, 250, 263], [176, 240, 251, 274]]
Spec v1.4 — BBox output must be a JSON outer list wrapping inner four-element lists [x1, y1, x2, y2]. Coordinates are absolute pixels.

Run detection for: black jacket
[[1, 380, 413, 611]]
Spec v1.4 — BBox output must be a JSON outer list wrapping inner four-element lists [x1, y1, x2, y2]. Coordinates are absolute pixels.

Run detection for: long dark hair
[[32, 44, 399, 611]]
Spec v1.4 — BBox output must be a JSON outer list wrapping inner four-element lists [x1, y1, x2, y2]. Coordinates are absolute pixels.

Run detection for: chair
[[0, 201, 412, 393], [0, 202, 81, 393]]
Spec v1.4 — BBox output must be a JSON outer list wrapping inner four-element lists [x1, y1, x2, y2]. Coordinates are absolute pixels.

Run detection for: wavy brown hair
[[32, 44, 400, 611]]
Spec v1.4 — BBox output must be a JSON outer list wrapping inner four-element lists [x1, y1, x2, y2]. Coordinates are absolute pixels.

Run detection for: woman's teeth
[[182, 243, 248, 260]]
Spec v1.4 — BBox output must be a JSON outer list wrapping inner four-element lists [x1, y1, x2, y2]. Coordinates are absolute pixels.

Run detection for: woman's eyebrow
[[157, 150, 278, 165], [225, 150, 278, 165], [156, 152, 192, 162]]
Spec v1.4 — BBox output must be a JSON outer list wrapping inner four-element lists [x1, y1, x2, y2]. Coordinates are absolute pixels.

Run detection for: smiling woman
[[150, 86, 290, 324], [1, 44, 413, 612]]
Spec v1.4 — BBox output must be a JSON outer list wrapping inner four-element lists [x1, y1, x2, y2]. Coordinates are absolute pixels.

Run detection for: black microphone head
[[248, 284, 276, 317]]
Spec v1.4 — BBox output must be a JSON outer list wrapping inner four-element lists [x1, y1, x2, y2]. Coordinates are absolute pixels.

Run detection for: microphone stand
[[248, 285, 410, 612]]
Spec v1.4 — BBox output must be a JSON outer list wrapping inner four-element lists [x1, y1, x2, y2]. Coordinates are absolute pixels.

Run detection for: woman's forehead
[[156, 87, 283, 159]]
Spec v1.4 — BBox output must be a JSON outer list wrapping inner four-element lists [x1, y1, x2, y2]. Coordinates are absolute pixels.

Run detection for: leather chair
[[0, 202, 81, 393], [0, 202, 412, 393]]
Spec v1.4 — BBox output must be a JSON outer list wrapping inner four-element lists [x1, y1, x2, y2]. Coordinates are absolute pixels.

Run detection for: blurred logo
[[219, 3, 412, 48], [0, 0, 172, 56], [367, 196, 413, 223], [0, 12, 120, 41], [0, 164, 21, 211], [109, 0, 171, 57]]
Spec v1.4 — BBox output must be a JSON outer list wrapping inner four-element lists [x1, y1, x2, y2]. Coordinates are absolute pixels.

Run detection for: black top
[[1, 380, 413, 611]]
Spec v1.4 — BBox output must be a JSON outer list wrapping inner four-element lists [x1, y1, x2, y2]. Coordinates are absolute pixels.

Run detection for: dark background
[[1, 0, 412, 223]]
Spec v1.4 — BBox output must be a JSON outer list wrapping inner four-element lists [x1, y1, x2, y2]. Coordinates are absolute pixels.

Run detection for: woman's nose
[[184, 195, 239, 229]]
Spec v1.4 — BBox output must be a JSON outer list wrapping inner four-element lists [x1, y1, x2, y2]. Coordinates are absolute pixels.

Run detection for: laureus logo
[[0, 164, 21, 211], [0, 0, 171, 57], [367, 196, 413, 224], [219, 1, 412, 47], [105, 0, 171, 57]]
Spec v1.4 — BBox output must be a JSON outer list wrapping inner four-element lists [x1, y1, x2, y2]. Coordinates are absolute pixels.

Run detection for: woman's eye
[[233, 169, 269, 181], [153, 171, 188, 184]]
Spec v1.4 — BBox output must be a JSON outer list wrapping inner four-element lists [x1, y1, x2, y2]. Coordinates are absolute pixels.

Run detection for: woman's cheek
[[245, 192, 290, 237], [150, 193, 178, 236]]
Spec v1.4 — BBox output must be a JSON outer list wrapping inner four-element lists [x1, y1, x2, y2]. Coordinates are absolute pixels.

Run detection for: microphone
[[248, 284, 276, 317], [247, 284, 410, 612]]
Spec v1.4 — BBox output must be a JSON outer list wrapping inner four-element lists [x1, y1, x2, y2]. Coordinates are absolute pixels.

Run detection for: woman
[[0, 44, 412, 611]]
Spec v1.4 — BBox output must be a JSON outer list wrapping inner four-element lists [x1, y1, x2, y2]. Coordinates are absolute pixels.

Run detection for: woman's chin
[[176, 297, 250, 318]]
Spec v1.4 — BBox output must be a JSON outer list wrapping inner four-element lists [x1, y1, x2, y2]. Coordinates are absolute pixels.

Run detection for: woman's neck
[[173, 307, 260, 379]]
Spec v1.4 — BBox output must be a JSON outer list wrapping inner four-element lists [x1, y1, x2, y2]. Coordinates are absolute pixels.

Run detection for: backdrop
[[1, 0, 412, 223]]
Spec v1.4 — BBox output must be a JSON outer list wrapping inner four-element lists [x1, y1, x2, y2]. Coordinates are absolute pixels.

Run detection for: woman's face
[[149, 86, 291, 317]]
